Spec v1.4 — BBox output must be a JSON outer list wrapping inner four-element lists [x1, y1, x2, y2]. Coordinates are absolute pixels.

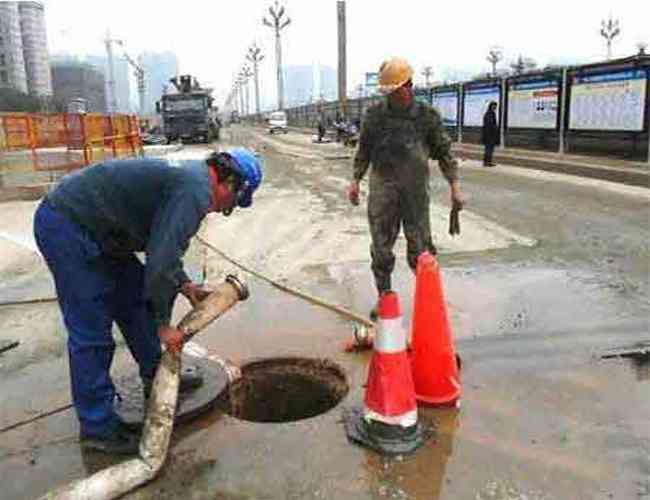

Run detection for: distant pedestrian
[[481, 101, 499, 167], [317, 113, 327, 142]]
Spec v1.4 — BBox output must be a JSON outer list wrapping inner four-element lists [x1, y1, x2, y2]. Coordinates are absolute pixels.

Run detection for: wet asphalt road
[[0, 127, 648, 499]]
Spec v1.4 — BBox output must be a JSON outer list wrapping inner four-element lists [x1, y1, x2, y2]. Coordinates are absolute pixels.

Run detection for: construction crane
[[115, 41, 146, 116]]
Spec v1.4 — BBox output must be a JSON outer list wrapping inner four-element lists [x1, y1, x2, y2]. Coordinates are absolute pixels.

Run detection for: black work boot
[[369, 303, 379, 322], [80, 421, 141, 455], [142, 365, 204, 399], [369, 291, 390, 322]]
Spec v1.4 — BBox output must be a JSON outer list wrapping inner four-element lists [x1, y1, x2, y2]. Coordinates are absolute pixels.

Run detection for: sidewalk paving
[[284, 125, 649, 188], [453, 143, 649, 188]]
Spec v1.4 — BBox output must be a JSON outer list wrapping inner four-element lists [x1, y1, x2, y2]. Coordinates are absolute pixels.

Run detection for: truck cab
[[155, 75, 215, 144], [268, 111, 288, 134]]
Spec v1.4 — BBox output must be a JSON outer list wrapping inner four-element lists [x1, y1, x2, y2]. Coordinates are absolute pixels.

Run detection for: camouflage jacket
[[353, 99, 459, 185]]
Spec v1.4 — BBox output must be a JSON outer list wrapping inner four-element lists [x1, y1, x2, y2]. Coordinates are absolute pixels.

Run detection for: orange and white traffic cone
[[410, 252, 461, 407], [344, 291, 431, 455]]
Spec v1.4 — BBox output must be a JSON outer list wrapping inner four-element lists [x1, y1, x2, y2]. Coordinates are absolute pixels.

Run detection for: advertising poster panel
[[463, 85, 500, 126], [415, 88, 431, 105], [365, 72, 379, 96], [508, 80, 559, 129], [569, 70, 647, 131], [432, 91, 458, 127]]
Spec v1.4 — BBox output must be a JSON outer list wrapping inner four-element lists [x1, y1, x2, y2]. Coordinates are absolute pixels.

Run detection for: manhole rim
[[222, 355, 351, 424]]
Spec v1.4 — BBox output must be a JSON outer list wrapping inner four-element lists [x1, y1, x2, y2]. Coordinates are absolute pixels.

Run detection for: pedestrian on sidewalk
[[317, 113, 327, 143], [347, 57, 465, 319], [33, 149, 262, 454], [481, 101, 499, 167]]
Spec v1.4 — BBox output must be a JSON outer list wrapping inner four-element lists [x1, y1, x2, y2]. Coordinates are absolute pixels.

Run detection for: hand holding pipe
[[41, 275, 249, 500]]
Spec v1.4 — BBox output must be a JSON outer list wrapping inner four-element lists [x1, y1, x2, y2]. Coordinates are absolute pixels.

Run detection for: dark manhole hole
[[220, 357, 349, 423]]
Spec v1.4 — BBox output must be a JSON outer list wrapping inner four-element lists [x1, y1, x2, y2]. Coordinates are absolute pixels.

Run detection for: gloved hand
[[180, 281, 212, 308], [449, 182, 464, 237], [347, 181, 360, 206], [449, 205, 461, 236], [450, 182, 465, 211], [158, 325, 185, 355]]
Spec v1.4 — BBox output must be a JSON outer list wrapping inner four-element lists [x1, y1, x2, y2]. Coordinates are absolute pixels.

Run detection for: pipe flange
[[226, 274, 249, 301]]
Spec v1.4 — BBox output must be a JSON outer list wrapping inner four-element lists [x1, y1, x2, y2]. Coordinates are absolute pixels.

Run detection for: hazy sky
[[43, 0, 649, 107]]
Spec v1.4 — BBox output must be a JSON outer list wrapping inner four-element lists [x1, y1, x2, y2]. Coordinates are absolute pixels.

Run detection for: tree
[[510, 55, 538, 75]]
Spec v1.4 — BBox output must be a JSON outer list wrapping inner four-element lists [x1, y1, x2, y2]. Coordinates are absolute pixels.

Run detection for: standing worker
[[481, 101, 499, 167], [347, 57, 465, 319], [33, 149, 262, 454]]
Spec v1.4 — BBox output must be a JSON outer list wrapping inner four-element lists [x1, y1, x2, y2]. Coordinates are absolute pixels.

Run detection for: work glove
[[347, 181, 360, 206], [449, 184, 465, 237], [180, 281, 212, 308], [158, 325, 185, 355], [449, 203, 461, 236]]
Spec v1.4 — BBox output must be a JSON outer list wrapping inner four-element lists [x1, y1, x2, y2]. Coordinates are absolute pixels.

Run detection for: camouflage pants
[[367, 177, 436, 294]]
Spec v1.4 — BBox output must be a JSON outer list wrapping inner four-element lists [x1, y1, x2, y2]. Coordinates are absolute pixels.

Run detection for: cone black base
[[343, 406, 433, 456]]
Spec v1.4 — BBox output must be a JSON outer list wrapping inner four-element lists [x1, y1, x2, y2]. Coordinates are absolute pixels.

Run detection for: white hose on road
[[39, 276, 248, 500]]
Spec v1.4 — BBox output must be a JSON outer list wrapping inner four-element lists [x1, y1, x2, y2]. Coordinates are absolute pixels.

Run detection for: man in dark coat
[[481, 101, 499, 167], [317, 113, 327, 142]]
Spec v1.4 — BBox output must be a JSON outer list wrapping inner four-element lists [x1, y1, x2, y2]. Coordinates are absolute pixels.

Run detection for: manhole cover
[[221, 357, 349, 423], [114, 354, 228, 427]]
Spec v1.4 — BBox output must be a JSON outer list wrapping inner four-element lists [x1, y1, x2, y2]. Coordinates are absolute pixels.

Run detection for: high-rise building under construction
[[0, 1, 52, 95]]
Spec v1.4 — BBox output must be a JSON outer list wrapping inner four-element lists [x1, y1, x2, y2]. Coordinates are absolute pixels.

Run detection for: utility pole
[[337, 0, 347, 118], [263, 1, 291, 110], [421, 66, 433, 87], [600, 15, 621, 60], [104, 31, 118, 113], [237, 77, 245, 117], [247, 44, 265, 115], [486, 46, 503, 77], [241, 66, 254, 116]]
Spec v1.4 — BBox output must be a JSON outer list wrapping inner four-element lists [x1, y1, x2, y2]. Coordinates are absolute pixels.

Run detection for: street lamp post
[[247, 44, 265, 116], [237, 79, 245, 117], [421, 66, 433, 87], [486, 46, 503, 77], [241, 67, 253, 117], [263, 1, 291, 110], [600, 16, 621, 60]]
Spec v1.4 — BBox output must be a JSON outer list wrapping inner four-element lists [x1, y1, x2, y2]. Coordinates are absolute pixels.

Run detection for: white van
[[268, 111, 288, 134]]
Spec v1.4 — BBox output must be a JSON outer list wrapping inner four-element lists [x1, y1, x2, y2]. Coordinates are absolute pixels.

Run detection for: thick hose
[[40, 277, 248, 500]]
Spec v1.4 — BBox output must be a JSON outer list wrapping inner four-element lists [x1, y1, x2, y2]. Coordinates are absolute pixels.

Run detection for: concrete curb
[[275, 125, 649, 188], [453, 145, 650, 189], [143, 144, 184, 157]]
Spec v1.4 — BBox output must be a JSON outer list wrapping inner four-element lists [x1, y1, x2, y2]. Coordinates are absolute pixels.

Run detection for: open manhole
[[220, 357, 349, 423]]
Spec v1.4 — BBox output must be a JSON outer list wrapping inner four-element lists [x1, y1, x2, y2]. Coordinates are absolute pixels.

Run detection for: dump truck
[[156, 75, 218, 144]]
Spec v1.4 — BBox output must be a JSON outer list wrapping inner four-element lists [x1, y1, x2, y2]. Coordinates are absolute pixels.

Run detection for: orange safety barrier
[[0, 112, 143, 200]]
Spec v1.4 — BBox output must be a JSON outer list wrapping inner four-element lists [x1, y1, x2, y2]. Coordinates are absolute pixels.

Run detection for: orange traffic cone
[[410, 252, 461, 407], [344, 291, 431, 455]]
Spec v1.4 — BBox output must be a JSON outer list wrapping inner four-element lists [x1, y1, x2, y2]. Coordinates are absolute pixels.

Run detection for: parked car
[[268, 111, 288, 134]]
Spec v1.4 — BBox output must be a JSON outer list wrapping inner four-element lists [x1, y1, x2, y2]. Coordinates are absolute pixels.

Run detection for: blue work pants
[[33, 200, 162, 438]]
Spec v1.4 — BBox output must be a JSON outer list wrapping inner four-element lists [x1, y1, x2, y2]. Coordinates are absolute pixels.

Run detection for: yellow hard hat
[[378, 57, 414, 94]]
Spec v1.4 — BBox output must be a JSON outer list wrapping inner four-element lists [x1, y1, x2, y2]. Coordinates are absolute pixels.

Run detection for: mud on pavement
[[1, 126, 649, 499]]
